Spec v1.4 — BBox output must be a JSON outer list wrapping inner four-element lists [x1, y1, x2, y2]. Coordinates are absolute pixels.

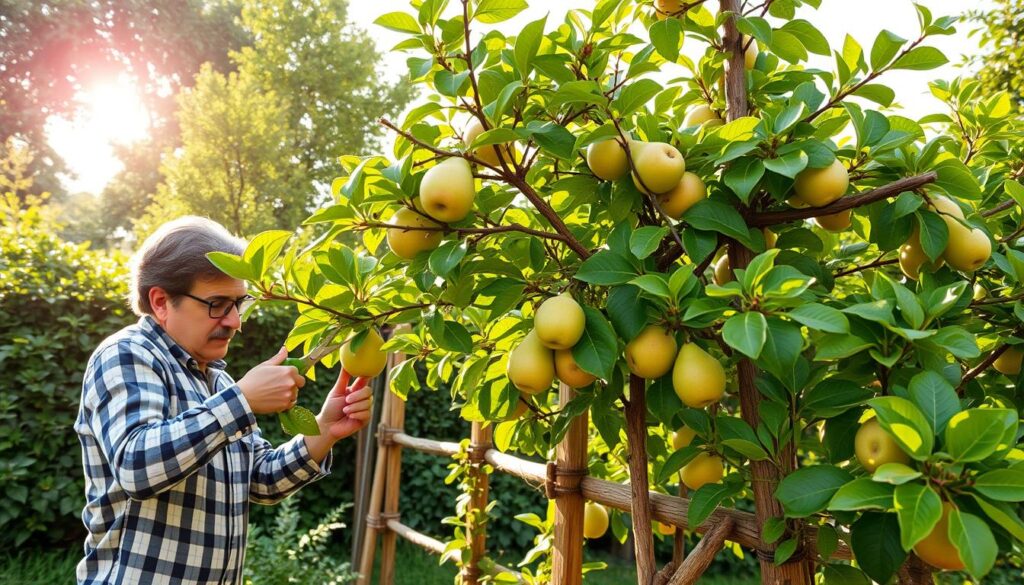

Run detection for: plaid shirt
[[75, 316, 332, 584]]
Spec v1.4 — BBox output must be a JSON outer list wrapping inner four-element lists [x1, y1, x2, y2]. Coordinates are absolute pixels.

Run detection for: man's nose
[[220, 306, 242, 331]]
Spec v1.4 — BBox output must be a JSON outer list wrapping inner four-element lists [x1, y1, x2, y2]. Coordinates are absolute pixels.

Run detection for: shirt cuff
[[291, 435, 333, 479], [208, 383, 257, 442]]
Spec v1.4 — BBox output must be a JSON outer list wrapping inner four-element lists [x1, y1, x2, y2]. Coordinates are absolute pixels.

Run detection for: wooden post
[[666, 518, 733, 585], [673, 483, 687, 564], [356, 381, 392, 584], [551, 382, 588, 585], [351, 373, 385, 568], [624, 374, 655, 585], [719, 2, 813, 583], [462, 421, 493, 585], [378, 373, 407, 585]]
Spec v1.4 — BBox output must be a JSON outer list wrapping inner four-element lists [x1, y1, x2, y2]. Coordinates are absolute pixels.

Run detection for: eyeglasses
[[181, 293, 256, 319]]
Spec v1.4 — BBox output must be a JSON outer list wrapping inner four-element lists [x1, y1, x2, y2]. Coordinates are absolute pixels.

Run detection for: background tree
[[232, 0, 417, 190], [966, 0, 1023, 112]]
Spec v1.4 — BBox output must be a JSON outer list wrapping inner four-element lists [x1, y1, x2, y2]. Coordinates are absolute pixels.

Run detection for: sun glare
[[45, 74, 150, 195]]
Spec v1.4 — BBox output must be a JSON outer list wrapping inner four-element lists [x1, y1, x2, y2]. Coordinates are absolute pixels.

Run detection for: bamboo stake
[[378, 353, 408, 585], [356, 380, 393, 584], [551, 382, 588, 585], [625, 374, 655, 585], [463, 422, 494, 585], [719, 1, 813, 583], [666, 518, 733, 585]]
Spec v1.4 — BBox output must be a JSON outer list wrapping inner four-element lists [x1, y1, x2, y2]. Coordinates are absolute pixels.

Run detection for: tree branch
[[747, 172, 937, 227], [358, 220, 569, 243]]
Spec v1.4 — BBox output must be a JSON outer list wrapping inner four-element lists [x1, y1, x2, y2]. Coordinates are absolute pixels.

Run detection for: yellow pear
[[534, 293, 586, 350], [671, 426, 697, 450], [763, 228, 777, 248], [786, 195, 811, 209], [681, 452, 724, 490], [656, 521, 676, 535], [899, 228, 944, 280], [744, 40, 758, 70], [583, 502, 610, 539], [814, 209, 851, 232], [506, 330, 555, 395], [713, 254, 732, 285], [464, 118, 514, 167], [683, 105, 723, 129], [502, 398, 532, 421], [631, 141, 686, 195], [942, 223, 991, 272], [657, 172, 706, 219], [386, 207, 443, 259], [625, 325, 678, 379], [554, 349, 597, 388], [586, 138, 629, 181], [654, 0, 682, 19], [972, 283, 988, 301], [340, 328, 388, 377], [419, 157, 476, 223], [792, 159, 849, 207], [854, 419, 910, 473], [993, 346, 1023, 376], [672, 343, 726, 408], [929, 195, 965, 220], [913, 503, 965, 571]]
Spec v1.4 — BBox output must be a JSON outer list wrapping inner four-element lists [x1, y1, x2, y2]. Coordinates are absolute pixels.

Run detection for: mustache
[[209, 327, 235, 341]]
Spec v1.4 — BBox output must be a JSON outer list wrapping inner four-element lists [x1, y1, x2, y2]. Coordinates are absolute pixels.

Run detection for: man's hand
[[236, 346, 305, 414], [316, 369, 372, 441]]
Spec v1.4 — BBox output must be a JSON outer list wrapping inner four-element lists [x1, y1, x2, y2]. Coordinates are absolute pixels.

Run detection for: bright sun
[[45, 74, 151, 195]]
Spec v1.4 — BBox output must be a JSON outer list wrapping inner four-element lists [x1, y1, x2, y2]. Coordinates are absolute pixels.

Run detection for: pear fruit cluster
[[507, 293, 595, 394], [854, 418, 910, 473], [791, 159, 850, 207], [899, 195, 992, 279]]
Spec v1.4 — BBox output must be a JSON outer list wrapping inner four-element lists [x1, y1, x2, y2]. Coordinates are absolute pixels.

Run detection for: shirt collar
[[140, 315, 228, 371]]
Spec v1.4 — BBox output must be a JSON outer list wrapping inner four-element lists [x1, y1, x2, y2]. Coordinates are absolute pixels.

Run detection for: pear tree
[[209, 0, 1024, 583]]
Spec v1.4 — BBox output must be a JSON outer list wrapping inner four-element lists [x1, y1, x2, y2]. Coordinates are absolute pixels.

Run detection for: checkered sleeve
[[248, 431, 333, 505], [83, 340, 258, 500]]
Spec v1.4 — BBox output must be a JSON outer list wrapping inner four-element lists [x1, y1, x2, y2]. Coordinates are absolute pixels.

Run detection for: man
[[75, 216, 373, 584]]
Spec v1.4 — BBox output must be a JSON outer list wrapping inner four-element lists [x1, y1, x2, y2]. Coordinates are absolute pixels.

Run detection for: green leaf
[[907, 371, 959, 434], [722, 157, 765, 203], [571, 306, 619, 380], [374, 11, 420, 33], [933, 158, 981, 200], [949, 509, 997, 579], [893, 482, 942, 550], [649, 17, 683, 62], [891, 46, 949, 71], [280, 405, 320, 436], [717, 415, 770, 460], [815, 333, 873, 360], [207, 251, 256, 282], [683, 199, 754, 246], [944, 409, 1016, 463], [629, 274, 672, 299], [780, 20, 830, 55], [657, 445, 699, 485], [850, 513, 907, 584], [429, 316, 474, 353], [428, 240, 468, 277], [829, 478, 895, 511], [769, 30, 808, 63], [612, 78, 662, 117], [842, 300, 894, 325], [575, 251, 637, 285], [822, 564, 871, 585], [775, 465, 853, 518], [871, 463, 922, 485], [474, 0, 528, 23], [722, 312, 768, 359], [774, 538, 798, 565], [605, 285, 648, 342], [244, 230, 292, 278], [788, 303, 849, 333], [971, 494, 1024, 541], [630, 226, 669, 259], [688, 483, 733, 527], [868, 397, 934, 460], [801, 378, 874, 419], [762, 151, 809, 179], [514, 15, 546, 78], [853, 84, 896, 107], [527, 122, 576, 160], [974, 469, 1024, 502], [759, 317, 804, 391], [916, 210, 949, 262], [869, 30, 906, 69]]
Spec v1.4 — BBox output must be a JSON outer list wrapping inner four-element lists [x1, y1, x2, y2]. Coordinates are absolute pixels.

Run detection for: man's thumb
[[264, 345, 288, 365]]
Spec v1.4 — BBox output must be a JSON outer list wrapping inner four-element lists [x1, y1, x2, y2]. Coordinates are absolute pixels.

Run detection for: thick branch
[[957, 343, 1010, 394], [748, 172, 937, 227], [666, 518, 733, 585], [835, 257, 898, 278]]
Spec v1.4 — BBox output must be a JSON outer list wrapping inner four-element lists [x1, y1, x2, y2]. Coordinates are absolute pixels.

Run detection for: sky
[[47, 0, 990, 196]]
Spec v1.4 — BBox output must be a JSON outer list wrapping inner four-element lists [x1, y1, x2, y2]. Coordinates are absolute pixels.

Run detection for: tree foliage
[[967, 0, 1024, 112]]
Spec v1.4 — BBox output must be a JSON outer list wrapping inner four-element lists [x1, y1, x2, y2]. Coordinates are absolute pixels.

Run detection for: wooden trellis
[[352, 346, 852, 585]]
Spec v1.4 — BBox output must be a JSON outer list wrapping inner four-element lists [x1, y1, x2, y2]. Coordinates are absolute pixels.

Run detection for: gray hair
[[129, 216, 247, 316]]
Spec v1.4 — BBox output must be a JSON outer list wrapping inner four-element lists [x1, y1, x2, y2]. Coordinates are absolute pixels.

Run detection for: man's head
[[129, 216, 249, 366]]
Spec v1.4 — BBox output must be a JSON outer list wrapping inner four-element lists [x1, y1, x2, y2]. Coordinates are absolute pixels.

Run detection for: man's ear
[[149, 287, 171, 323]]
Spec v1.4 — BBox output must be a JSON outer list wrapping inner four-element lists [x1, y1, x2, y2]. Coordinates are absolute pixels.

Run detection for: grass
[[2, 540, 758, 584]]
